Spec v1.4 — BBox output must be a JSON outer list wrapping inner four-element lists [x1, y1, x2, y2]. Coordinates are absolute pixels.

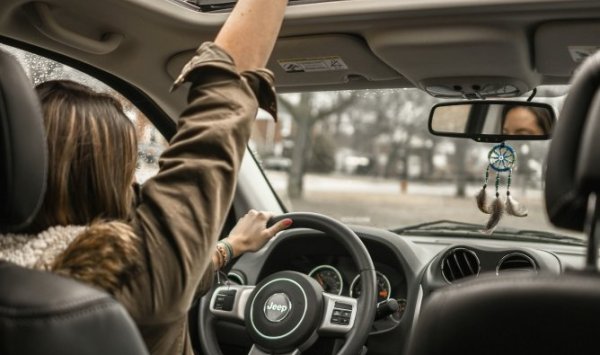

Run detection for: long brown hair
[[29, 80, 137, 232]]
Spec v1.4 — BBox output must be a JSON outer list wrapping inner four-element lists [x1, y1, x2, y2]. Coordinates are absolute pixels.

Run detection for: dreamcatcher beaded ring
[[476, 143, 527, 233]]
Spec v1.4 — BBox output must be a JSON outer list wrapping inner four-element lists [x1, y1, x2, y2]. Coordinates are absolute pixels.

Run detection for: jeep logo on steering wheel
[[263, 293, 292, 322]]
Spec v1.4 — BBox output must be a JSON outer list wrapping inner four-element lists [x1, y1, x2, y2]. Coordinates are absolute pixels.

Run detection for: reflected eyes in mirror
[[429, 101, 556, 142], [501, 106, 550, 136]]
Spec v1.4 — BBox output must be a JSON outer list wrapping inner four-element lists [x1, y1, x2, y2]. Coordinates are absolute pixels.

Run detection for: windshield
[[250, 86, 582, 239]]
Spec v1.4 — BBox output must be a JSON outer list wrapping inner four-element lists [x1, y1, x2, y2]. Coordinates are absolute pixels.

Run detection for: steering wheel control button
[[330, 304, 353, 325], [334, 302, 352, 310], [213, 290, 237, 311], [319, 293, 359, 333], [263, 293, 292, 322]]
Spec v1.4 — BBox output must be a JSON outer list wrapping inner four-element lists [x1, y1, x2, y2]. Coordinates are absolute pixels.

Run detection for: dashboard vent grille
[[497, 253, 536, 274], [441, 248, 480, 283], [227, 272, 246, 285]]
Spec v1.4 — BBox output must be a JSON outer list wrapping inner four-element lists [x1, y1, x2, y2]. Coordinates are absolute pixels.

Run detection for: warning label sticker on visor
[[278, 56, 348, 73]]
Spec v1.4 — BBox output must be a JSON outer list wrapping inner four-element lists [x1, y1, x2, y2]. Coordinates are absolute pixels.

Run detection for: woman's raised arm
[[215, 0, 288, 72]]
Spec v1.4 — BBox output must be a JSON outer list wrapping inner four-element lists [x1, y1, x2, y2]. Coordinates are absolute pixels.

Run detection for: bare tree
[[352, 90, 437, 180], [454, 139, 469, 197], [279, 92, 356, 198]]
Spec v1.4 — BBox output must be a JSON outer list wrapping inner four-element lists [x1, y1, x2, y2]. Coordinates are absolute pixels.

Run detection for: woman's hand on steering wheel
[[226, 210, 293, 257]]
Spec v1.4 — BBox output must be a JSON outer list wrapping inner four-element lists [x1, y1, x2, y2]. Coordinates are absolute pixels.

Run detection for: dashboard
[[212, 225, 584, 355]]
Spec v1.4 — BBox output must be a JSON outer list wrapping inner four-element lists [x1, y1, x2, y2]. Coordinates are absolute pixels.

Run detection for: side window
[[0, 44, 167, 184]]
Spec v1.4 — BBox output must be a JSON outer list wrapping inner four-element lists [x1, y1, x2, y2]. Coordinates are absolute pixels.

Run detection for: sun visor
[[535, 21, 600, 78], [166, 35, 403, 90], [367, 26, 539, 98]]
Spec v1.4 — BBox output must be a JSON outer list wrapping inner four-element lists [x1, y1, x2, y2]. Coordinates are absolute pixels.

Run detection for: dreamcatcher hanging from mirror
[[476, 143, 528, 233]]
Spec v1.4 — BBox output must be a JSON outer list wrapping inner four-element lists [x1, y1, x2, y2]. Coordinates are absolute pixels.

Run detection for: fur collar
[[0, 225, 86, 269], [0, 221, 141, 294]]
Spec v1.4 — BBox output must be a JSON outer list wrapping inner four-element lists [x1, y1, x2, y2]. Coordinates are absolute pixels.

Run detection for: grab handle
[[32, 2, 123, 55]]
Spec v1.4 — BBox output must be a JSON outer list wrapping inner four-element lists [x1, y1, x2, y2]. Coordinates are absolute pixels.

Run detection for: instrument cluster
[[308, 264, 398, 304]]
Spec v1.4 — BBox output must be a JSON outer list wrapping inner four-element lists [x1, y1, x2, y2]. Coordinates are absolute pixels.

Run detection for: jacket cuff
[[242, 69, 278, 121], [171, 42, 278, 121]]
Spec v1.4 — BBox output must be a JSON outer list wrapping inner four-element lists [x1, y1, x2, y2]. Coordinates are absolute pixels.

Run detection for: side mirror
[[428, 101, 556, 142]]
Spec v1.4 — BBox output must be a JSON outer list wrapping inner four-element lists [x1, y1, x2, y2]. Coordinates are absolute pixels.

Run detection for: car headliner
[[0, 0, 599, 121]]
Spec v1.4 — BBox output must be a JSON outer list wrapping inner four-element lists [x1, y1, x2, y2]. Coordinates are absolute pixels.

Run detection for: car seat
[[406, 50, 600, 355], [0, 49, 148, 355]]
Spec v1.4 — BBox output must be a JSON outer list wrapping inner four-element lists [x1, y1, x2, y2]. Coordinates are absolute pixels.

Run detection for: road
[[136, 165, 578, 237], [264, 171, 578, 237]]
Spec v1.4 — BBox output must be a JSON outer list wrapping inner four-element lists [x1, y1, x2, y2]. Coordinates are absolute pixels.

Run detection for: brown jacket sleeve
[[117, 42, 276, 325]]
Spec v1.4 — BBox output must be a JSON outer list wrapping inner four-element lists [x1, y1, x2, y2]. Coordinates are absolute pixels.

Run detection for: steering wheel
[[199, 212, 377, 355]]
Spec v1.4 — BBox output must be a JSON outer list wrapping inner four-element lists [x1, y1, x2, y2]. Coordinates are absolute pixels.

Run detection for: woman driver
[[0, 0, 291, 354]]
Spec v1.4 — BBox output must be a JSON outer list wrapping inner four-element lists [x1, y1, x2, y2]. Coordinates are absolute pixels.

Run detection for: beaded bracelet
[[221, 239, 235, 261], [215, 239, 237, 270], [215, 243, 229, 269]]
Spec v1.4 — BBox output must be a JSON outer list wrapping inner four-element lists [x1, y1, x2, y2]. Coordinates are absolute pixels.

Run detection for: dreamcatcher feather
[[476, 143, 528, 233]]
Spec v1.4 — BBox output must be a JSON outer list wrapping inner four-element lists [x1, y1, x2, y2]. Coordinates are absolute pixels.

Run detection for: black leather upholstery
[[408, 273, 600, 355], [0, 262, 148, 355], [576, 89, 600, 196], [545, 51, 600, 231], [0, 50, 148, 354], [0, 50, 47, 232]]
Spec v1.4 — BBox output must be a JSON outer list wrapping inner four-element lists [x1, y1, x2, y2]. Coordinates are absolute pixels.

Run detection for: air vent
[[227, 271, 246, 285], [441, 248, 480, 283], [497, 253, 536, 275]]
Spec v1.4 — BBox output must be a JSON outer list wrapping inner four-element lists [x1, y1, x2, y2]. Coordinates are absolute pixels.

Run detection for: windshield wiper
[[392, 220, 585, 246], [511, 229, 585, 246], [393, 220, 485, 233]]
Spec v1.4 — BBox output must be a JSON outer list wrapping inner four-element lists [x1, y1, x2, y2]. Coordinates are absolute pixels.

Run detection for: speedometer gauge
[[350, 271, 392, 303], [308, 265, 343, 295]]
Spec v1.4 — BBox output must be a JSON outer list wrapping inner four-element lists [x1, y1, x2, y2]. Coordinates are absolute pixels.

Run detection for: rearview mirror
[[428, 101, 556, 142]]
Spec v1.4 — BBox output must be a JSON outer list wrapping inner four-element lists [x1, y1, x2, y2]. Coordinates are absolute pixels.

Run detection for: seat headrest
[[0, 50, 47, 232], [408, 273, 600, 355], [545, 51, 600, 231]]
